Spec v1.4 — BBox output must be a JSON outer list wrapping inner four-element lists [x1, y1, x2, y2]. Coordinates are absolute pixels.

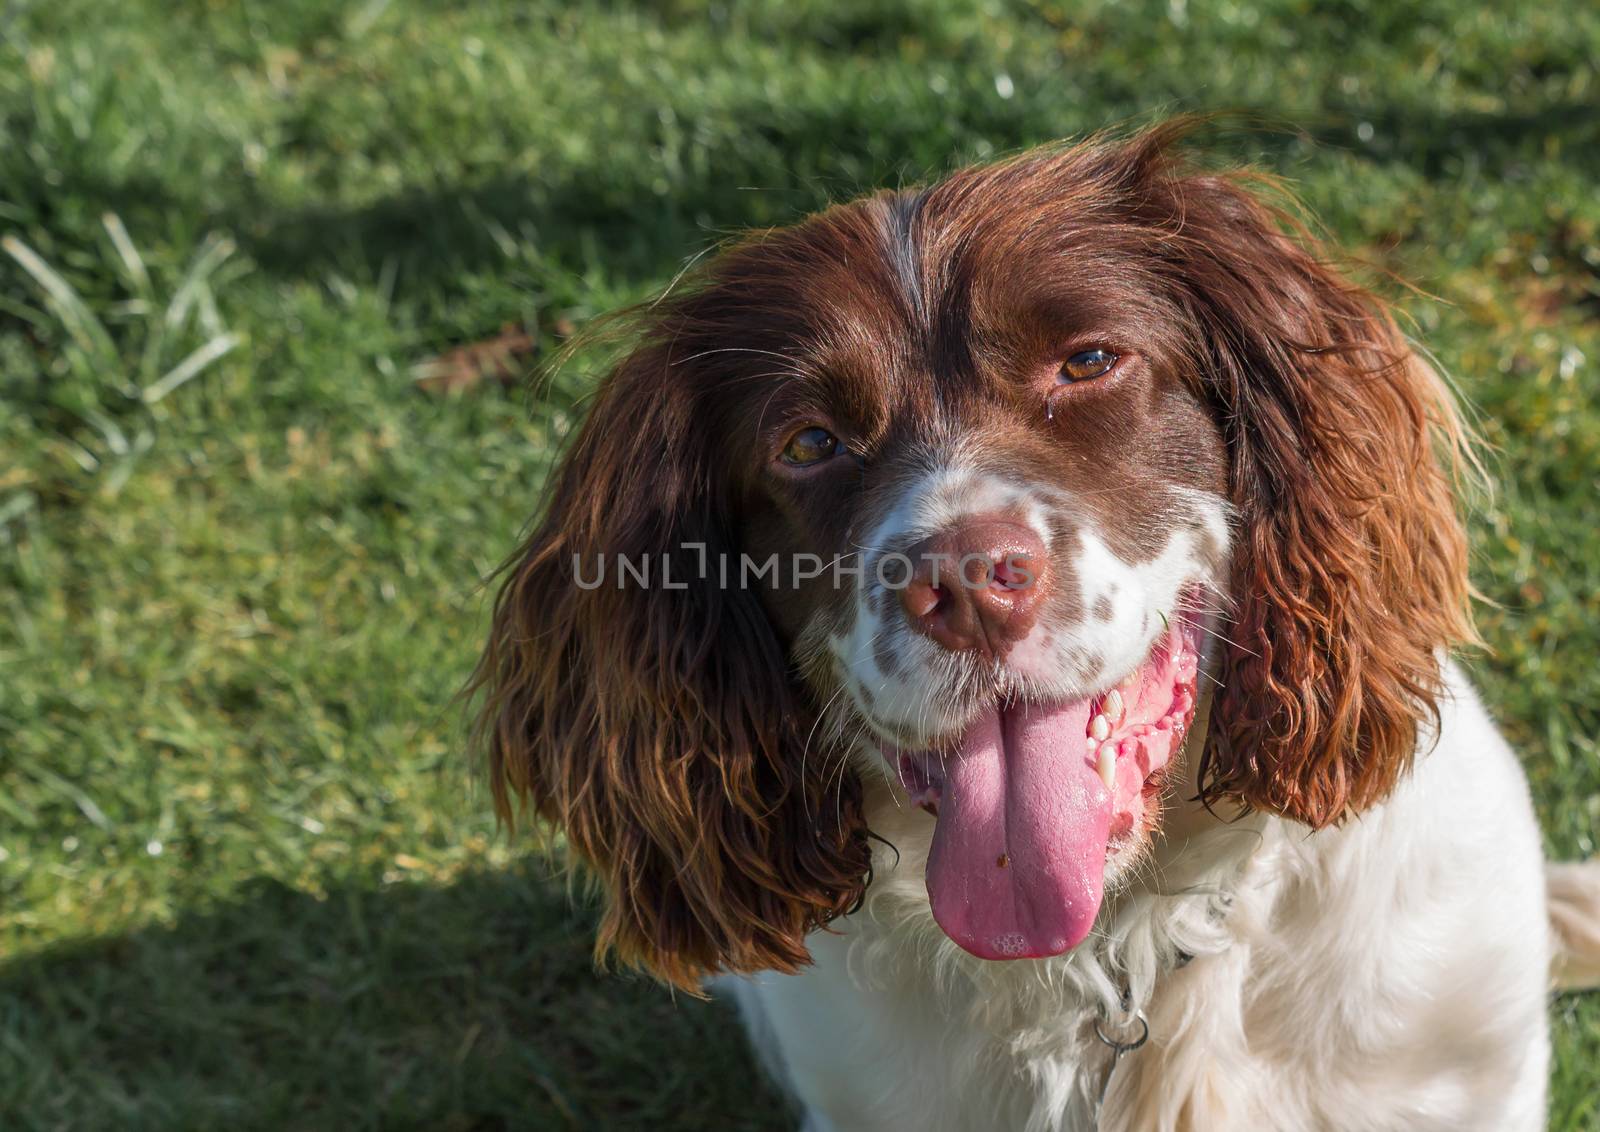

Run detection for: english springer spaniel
[[472, 123, 1600, 1130]]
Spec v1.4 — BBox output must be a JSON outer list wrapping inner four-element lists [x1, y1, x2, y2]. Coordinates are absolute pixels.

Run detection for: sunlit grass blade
[[101, 213, 152, 297], [139, 332, 240, 404], [2, 234, 117, 364], [13, 756, 111, 831], [163, 234, 236, 334]]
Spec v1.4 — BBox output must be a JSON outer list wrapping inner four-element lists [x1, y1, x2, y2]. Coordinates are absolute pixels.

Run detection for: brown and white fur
[[471, 123, 1600, 1131]]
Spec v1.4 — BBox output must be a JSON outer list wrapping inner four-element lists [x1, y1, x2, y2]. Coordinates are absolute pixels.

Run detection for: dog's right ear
[[1155, 164, 1476, 829], [470, 331, 870, 992]]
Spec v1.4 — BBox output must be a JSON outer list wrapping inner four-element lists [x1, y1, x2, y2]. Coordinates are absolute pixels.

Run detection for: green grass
[[0, 0, 1596, 1128]]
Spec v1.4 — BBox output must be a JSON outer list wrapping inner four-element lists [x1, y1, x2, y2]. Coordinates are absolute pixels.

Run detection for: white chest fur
[[719, 666, 1551, 1132]]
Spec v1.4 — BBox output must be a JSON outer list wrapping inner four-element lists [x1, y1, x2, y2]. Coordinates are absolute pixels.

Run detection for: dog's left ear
[[1167, 169, 1475, 829]]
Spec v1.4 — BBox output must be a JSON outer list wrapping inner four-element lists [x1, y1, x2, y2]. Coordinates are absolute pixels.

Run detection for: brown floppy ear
[[469, 335, 870, 991], [1171, 172, 1475, 829]]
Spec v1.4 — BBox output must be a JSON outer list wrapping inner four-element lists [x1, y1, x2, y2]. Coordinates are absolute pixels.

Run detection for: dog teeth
[[1103, 689, 1124, 723], [1089, 713, 1111, 741], [1097, 742, 1118, 789]]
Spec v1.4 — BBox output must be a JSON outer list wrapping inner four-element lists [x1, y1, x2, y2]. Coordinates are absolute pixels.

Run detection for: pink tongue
[[926, 699, 1111, 960]]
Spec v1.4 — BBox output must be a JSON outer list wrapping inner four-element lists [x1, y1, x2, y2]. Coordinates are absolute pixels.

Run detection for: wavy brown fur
[[1157, 167, 1476, 829], [469, 335, 872, 992]]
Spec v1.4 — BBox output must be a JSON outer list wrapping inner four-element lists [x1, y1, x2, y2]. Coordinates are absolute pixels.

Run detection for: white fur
[[719, 663, 1553, 1131]]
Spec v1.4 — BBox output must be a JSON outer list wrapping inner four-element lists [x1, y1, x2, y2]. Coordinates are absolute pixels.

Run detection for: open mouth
[[886, 609, 1201, 961]]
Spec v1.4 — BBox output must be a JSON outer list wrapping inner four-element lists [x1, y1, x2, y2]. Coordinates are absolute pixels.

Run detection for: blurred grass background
[[0, 0, 1596, 1128]]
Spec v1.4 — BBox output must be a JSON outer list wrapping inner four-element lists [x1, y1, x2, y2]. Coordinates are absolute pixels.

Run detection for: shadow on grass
[[19, 83, 1598, 334], [216, 94, 1600, 294], [1295, 98, 1600, 178], [0, 864, 791, 1132]]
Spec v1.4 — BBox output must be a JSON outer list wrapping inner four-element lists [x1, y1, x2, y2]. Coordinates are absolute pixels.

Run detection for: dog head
[[472, 124, 1472, 987]]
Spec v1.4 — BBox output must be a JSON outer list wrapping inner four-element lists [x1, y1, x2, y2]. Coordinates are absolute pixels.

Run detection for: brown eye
[[780, 425, 840, 467], [1059, 348, 1118, 382]]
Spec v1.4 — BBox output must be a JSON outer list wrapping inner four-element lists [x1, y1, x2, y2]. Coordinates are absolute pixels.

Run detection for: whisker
[[673, 345, 799, 366]]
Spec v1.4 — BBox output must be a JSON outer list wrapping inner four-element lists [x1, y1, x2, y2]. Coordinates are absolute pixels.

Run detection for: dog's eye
[[1059, 348, 1118, 382], [780, 426, 840, 466]]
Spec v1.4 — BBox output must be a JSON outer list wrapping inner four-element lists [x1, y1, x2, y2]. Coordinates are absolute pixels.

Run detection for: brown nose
[[897, 518, 1049, 657]]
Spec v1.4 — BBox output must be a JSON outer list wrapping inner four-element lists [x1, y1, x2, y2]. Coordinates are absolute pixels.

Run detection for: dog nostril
[[991, 556, 1032, 592], [905, 584, 944, 620]]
